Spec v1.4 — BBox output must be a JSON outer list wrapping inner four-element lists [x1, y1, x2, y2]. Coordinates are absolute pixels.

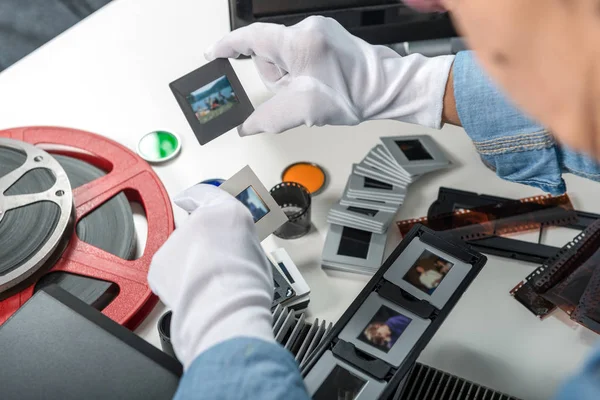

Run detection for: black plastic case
[[0, 285, 182, 400]]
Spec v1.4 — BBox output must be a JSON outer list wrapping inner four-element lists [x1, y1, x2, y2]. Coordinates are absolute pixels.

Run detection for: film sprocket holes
[[399, 193, 577, 241], [219, 166, 288, 241], [428, 187, 600, 264], [322, 224, 387, 271], [380, 135, 451, 177], [170, 58, 254, 146], [338, 293, 430, 367], [305, 351, 386, 399], [383, 237, 472, 309]]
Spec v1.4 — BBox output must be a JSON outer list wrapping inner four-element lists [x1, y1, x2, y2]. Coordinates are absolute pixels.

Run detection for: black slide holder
[[300, 224, 487, 400]]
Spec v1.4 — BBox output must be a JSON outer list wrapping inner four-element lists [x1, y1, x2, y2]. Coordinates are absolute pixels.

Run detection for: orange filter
[[281, 162, 326, 195]]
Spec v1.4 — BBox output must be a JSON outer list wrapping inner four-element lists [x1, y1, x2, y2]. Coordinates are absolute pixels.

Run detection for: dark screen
[[313, 365, 366, 400], [338, 227, 372, 259], [363, 177, 394, 191], [395, 140, 433, 161], [253, 0, 392, 16], [0, 290, 180, 400], [347, 206, 379, 217]]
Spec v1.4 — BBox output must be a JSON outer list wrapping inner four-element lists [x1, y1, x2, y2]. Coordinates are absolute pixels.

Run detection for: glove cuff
[[367, 53, 455, 129]]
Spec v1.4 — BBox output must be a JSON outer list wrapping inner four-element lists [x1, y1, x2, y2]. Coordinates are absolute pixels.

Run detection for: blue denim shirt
[[175, 51, 600, 399], [453, 51, 600, 195]]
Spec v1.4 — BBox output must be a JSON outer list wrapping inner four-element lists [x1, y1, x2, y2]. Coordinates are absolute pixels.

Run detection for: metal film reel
[[0, 127, 175, 329], [0, 138, 74, 297]]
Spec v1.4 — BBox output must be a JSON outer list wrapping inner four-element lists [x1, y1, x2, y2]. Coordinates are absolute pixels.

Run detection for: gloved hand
[[148, 184, 275, 370], [205, 16, 454, 136]]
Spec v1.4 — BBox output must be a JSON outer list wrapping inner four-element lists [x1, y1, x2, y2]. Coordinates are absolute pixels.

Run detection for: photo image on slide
[[313, 365, 366, 400], [357, 305, 412, 353], [236, 186, 270, 222], [403, 249, 454, 295], [186, 75, 239, 124]]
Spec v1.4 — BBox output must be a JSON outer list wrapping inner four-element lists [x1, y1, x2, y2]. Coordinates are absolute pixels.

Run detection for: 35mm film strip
[[427, 187, 600, 264], [397, 194, 576, 242], [510, 219, 600, 330]]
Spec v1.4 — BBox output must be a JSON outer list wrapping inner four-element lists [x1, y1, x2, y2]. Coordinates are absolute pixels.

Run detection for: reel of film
[[0, 139, 74, 297], [0, 127, 175, 329]]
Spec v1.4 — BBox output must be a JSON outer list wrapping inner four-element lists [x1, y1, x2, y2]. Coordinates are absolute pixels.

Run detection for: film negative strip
[[510, 219, 600, 318], [524, 219, 600, 293], [510, 281, 557, 318], [428, 187, 600, 264], [398, 194, 576, 242], [270, 182, 312, 240], [543, 246, 600, 317], [0, 127, 175, 329], [571, 260, 600, 333]]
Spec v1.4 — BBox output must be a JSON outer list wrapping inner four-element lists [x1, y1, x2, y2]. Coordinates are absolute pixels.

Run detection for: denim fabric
[[453, 51, 600, 195], [175, 337, 309, 400], [173, 51, 600, 400], [554, 345, 600, 400], [175, 336, 600, 400]]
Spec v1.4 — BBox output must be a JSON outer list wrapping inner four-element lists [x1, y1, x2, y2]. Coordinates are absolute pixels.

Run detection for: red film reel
[[0, 127, 174, 329]]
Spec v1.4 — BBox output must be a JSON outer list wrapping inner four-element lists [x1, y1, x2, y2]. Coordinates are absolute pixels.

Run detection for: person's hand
[[205, 16, 455, 136], [148, 184, 274, 370]]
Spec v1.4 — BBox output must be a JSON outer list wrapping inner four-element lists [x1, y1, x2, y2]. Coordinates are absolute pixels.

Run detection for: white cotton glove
[[205, 16, 454, 136], [148, 184, 275, 370]]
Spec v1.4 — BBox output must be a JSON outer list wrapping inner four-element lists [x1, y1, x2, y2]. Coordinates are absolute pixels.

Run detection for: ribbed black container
[[270, 182, 312, 239], [158, 311, 176, 359]]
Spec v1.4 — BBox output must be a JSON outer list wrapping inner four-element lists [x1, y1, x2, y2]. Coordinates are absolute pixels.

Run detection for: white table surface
[[1, 1, 599, 399]]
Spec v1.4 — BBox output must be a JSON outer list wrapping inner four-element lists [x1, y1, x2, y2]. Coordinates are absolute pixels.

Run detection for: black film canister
[[158, 311, 176, 359], [270, 182, 312, 239]]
